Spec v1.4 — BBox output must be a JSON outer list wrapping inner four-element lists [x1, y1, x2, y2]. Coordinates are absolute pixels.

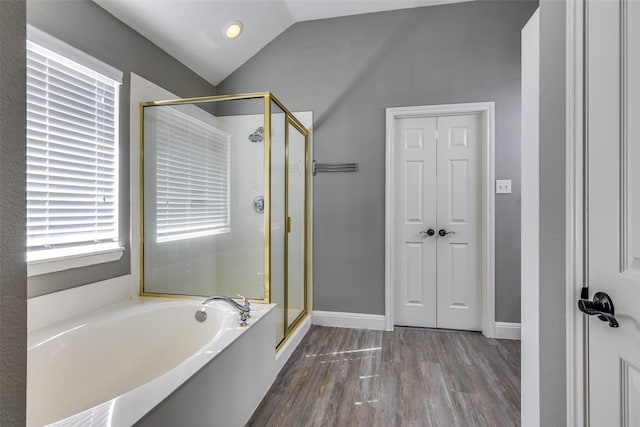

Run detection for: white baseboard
[[494, 322, 521, 340], [312, 310, 386, 330]]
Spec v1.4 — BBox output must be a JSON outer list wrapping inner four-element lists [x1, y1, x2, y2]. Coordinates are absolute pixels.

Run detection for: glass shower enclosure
[[139, 92, 309, 347]]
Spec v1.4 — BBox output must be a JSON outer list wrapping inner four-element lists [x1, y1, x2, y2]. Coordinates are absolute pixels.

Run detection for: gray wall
[[26, 0, 216, 297], [218, 0, 538, 321], [538, 0, 566, 424], [0, 0, 27, 423]]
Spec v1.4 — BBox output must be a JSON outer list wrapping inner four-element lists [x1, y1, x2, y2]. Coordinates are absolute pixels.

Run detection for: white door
[[583, 0, 640, 425], [393, 114, 481, 331], [436, 114, 482, 331], [393, 116, 438, 328]]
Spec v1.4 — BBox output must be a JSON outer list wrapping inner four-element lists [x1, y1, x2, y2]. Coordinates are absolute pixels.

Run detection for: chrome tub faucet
[[200, 295, 251, 326]]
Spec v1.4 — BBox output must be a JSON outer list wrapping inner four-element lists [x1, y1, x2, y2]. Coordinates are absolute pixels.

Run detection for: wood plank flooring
[[247, 326, 520, 427]]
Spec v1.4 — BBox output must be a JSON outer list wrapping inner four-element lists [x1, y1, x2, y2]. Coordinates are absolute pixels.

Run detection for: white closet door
[[435, 114, 482, 331], [393, 116, 438, 328], [392, 113, 481, 331]]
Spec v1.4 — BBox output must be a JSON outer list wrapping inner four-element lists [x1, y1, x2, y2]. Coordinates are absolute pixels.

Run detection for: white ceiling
[[93, 0, 473, 86]]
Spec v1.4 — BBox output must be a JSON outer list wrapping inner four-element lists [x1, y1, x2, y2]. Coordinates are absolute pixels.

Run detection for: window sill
[[27, 243, 125, 277]]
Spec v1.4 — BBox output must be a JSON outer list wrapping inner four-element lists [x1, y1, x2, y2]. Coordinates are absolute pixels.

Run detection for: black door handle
[[577, 291, 619, 327], [438, 229, 455, 237], [420, 229, 435, 237]]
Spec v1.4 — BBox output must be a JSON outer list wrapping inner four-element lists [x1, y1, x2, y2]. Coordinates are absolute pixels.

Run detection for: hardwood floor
[[248, 326, 520, 427]]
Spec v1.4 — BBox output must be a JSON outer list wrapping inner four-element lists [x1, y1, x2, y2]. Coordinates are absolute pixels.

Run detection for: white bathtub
[[27, 297, 275, 426]]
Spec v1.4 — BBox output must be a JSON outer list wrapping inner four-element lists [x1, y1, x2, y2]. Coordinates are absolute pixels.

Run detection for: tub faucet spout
[[201, 295, 251, 326]]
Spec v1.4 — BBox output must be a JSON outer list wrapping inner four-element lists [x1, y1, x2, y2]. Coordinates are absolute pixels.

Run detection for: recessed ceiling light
[[224, 21, 243, 39]]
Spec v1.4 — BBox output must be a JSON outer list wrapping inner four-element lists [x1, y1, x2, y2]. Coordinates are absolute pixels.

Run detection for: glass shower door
[[270, 101, 286, 346], [286, 120, 307, 329]]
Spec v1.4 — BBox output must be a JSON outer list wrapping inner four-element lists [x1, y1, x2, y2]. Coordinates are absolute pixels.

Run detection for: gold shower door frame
[[283, 114, 310, 344], [139, 92, 310, 348]]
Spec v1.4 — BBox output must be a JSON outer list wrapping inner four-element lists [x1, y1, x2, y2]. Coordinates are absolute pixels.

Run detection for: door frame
[[384, 102, 496, 336], [566, 0, 586, 425]]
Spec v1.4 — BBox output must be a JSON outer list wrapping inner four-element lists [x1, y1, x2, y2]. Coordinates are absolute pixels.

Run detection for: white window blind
[[154, 107, 231, 242], [26, 39, 121, 258]]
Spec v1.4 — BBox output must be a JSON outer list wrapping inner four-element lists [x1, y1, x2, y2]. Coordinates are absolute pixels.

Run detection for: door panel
[[622, 360, 640, 425], [449, 243, 470, 306], [405, 243, 425, 304], [405, 161, 424, 223], [394, 117, 437, 327], [436, 114, 481, 331], [449, 159, 469, 223], [586, 0, 640, 425]]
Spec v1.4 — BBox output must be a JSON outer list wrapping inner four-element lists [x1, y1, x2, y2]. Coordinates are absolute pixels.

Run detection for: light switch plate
[[496, 179, 512, 194]]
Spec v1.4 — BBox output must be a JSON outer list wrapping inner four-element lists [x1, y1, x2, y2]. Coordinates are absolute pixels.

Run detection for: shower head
[[249, 127, 264, 143]]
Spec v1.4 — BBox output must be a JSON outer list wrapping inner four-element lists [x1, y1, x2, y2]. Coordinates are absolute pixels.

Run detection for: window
[[26, 26, 123, 272], [153, 107, 231, 242]]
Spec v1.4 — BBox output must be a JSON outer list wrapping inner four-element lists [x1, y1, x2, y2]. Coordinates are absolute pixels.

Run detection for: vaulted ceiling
[[92, 0, 474, 85]]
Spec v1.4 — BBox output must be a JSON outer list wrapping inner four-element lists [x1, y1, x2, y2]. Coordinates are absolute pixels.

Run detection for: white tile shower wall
[[215, 115, 268, 300], [27, 275, 132, 332], [215, 111, 312, 311]]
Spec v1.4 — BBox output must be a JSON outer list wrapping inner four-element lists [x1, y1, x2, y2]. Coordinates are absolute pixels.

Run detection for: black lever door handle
[[438, 229, 455, 237], [577, 291, 619, 328]]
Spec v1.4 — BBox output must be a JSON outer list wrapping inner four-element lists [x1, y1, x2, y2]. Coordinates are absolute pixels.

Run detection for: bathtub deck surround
[[27, 295, 277, 426], [27, 275, 133, 332], [248, 326, 521, 426]]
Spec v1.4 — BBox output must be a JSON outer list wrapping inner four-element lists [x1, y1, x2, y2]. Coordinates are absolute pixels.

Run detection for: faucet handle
[[237, 310, 248, 327], [236, 294, 251, 315], [237, 302, 250, 326]]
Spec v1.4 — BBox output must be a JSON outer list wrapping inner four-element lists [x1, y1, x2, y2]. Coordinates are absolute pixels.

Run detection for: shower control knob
[[252, 196, 265, 214]]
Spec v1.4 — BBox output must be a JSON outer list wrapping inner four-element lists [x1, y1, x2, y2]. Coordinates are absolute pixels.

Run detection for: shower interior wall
[[215, 115, 267, 300], [216, 112, 305, 339]]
